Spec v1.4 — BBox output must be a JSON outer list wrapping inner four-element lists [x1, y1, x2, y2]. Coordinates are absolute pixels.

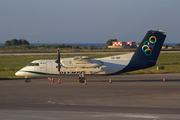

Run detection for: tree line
[[1, 39, 108, 51], [4, 38, 117, 47], [4, 39, 29, 46], [1, 38, 123, 51], [106, 39, 117, 46]]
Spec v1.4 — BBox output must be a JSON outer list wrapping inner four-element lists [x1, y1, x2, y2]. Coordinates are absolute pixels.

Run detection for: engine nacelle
[[61, 56, 103, 68]]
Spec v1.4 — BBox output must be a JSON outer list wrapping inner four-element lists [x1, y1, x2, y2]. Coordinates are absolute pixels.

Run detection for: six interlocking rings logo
[[142, 36, 157, 56]]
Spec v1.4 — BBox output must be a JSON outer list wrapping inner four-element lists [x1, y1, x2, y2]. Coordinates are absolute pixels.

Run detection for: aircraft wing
[[61, 56, 103, 68]]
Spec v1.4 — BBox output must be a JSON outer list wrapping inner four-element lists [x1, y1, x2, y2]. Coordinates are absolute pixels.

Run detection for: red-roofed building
[[112, 41, 136, 46]]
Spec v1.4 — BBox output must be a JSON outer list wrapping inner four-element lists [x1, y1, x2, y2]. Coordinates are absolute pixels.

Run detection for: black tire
[[79, 78, 84, 83], [25, 78, 31, 82]]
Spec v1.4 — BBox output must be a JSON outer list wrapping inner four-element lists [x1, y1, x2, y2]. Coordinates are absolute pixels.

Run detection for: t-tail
[[120, 29, 166, 73]]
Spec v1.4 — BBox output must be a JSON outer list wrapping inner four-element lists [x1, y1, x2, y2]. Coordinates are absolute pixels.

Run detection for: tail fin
[[121, 30, 166, 73], [132, 29, 166, 62]]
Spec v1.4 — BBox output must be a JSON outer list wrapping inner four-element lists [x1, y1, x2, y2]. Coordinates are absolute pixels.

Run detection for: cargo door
[[46, 62, 52, 74]]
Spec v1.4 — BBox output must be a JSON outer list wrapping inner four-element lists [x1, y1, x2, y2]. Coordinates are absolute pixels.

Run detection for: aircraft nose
[[15, 71, 19, 76], [15, 71, 23, 76]]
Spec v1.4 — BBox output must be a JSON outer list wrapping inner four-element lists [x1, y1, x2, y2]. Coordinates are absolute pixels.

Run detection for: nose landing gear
[[25, 76, 31, 82], [25, 78, 31, 82], [78, 77, 86, 83]]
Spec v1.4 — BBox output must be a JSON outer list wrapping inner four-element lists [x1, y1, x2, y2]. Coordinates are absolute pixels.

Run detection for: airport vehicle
[[15, 30, 166, 82]]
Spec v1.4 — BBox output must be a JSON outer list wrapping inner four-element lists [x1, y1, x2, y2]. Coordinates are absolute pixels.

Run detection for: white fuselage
[[15, 52, 134, 78]]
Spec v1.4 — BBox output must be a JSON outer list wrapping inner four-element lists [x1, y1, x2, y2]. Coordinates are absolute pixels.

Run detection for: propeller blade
[[57, 48, 61, 72]]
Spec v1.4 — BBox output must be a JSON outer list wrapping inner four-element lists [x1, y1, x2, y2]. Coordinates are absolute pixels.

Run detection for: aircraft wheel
[[25, 78, 31, 82], [79, 78, 84, 83]]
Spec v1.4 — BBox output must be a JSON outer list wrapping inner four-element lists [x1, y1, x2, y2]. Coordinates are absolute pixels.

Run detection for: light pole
[[37, 39, 40, 45]]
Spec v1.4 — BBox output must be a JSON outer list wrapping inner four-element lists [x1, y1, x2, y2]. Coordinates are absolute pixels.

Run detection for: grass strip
[[0, 53, 179, 79]]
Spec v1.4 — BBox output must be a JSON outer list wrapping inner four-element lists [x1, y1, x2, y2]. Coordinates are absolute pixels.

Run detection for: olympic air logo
[[69, 60, 72, 65], [142, 36, 157, 56]]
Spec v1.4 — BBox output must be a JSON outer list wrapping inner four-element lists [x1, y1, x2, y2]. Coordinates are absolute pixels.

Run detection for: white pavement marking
[[1, 110, 180, 120], [94, 113, 159, 119], [93, 113, 180, 120], [47, 101, 56, 104]]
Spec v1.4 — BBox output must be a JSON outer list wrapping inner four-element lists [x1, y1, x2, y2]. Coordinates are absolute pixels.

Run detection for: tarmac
[[1, 73, 180, 120]]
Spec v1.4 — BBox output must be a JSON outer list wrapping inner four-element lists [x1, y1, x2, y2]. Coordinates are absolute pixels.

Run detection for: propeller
[[55, 48, 61, 72]]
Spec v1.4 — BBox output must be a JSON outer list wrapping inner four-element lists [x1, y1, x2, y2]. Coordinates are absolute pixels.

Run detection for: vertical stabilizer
[[120, 30, 166, 73], [133, 30, 166, 62]]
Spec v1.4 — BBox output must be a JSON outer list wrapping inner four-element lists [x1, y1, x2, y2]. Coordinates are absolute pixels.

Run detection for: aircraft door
[[46, 62, 52, 74]]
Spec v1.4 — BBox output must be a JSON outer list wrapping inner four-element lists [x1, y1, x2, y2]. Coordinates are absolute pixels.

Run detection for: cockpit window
[[28, 63, 33, 66], [28, 63, 39, 66]]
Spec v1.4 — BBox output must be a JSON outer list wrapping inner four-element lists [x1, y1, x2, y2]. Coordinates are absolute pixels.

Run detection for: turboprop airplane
[[15, 30, 166, 82]]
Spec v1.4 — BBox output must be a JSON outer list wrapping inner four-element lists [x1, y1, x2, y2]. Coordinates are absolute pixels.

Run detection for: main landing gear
[[78, 77, 86, 83], [78, 71, 85, 83]]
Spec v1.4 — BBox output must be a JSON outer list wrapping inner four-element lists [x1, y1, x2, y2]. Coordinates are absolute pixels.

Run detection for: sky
[[0, 0, 180, 44]]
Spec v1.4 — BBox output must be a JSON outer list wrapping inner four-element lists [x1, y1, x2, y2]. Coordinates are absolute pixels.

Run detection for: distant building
[[162, 46, 166, 49], [126, 41, 136, 46], [112, 42, 126, 46], [112, 41, 136, 46], [168, 46, 174, 49]]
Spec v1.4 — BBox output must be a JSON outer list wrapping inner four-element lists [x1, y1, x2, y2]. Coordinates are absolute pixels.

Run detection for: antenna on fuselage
[[55, 48, 61, 73]]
